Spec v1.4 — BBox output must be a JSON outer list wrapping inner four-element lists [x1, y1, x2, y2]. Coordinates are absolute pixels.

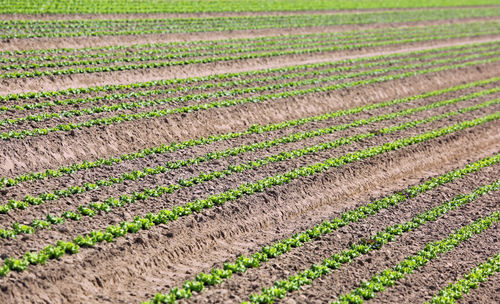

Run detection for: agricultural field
[[0, 0, 499, 303]]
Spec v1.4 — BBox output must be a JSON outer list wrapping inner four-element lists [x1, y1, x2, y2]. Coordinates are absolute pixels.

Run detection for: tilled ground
[[0, 9, 499, 304], [2, 33, 500, 95], [2, 97, 498, 256]]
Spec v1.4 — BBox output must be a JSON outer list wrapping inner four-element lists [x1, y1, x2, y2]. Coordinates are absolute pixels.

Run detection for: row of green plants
[[1, 24, 469, 57], [3, 95, 493, 235], [2, 55, 498, 140], [4, 48, 495, 128], [1, 41, 493, 101], [2, 48, 465, 122], [1, 76, 495, 192], [0, 23, 455, 61], [247, 181, 500, 303], [8, 8, 495, 28], [1, 85, 496, 218], [2, 8, 499, 39], [2, 94, 495, 240], [2, 22, 486, 65], [2, 0, 497, 14], [0, 113, 496, 277], [0, 53, 462, 113], [425, 252, 500, 304], [2, 26, 496, 79], [144, 154, 500, 303], [2, 32, 411, 70], [3, 41, 495, 114], [332, 210, 500, 304], [0, 28, 386, 57]]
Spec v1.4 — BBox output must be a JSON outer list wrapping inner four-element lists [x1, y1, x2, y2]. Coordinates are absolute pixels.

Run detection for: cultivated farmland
[[0, 1, 499, 303]]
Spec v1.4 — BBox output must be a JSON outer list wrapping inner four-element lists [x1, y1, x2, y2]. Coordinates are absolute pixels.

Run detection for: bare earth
[[0, 9, 499, 304]]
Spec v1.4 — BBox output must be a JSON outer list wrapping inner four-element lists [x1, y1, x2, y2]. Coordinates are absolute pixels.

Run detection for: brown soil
[[285, 201, 500, 304], [2, 52, 490, 133], [457, 273, 500, 304], [185, 167, 500, 303], [2, 33, 499, 95], [0, 12, 499, 304], [1, 59, 499, 177], [1, 119, 498, 304], [369, 226, 499, 303], [2, 96, 498, 257], [3, 79, 496, 207]]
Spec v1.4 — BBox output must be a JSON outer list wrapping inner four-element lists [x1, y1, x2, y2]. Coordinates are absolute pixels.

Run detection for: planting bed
[[0, 1, 498, 303]]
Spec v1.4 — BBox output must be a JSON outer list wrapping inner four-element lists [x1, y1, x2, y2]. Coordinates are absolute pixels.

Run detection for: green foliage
[[334, 211, 500, 304], [1, 9, 499, 39], [2, 113, 496, 278], [1, 22, 499, 78], [2, 43, 499, 128], [3, 0, 500, 14], [426, 253, 500, 304], [2, 54, 500, 141], [1, 97, 496, 239]]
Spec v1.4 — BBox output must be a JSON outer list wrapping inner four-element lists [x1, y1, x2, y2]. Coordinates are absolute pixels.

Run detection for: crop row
[[3, 24, 496, 69], [3, 22, 499, 79], [2, 0, 498, 14], [3, 48, 497, 129], [7, 93, 493, 228], [2, 54, 499, 140], [2, 23, 487, 57], [2, 8, 499, 39], [0, 112, 496, 277], [1, 47, 487, 116], [145, 154, 500, 303], [2, 46, 477, 118], [333, 210, 500, 304], [1, 76, 496, 194], [1, 32, 414, 68], [1, 22, 491, 63], [2, 93, 495, 238], [3, 41, 497, 116], [1, 41, 495, 101], [1, 84, 497, 220], [426, 252, 500, 304], [0, 27, 406, 57], [248, 181, 499, 303], [0, 31, 395, 63]]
